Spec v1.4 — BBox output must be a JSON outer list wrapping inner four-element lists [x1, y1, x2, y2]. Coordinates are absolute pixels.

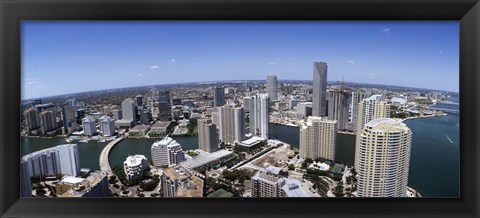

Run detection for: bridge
[[99, 136, 125, 173], [424, 107, 459, 114], [437, 101, 459, 106]]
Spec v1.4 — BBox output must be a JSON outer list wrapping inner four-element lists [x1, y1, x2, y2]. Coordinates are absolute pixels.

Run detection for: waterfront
[[20, 113, 460, 197]]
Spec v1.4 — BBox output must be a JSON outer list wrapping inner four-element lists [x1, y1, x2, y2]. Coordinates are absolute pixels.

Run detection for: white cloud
[[137, 73, 143, 76], [382, 28, 391, 35], [170, 59, 176, 63], [269, 62, 276, 65], [150, 65, 159, 69], [346, 60, 355, 64]]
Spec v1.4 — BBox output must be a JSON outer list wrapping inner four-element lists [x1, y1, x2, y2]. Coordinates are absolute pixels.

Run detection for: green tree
[[288, 164, 295, 171]]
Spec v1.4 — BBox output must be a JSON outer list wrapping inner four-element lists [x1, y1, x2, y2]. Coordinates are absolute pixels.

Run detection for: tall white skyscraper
[[39, 110, 57, 135], [151, 137, 186, 167], [121, 98, 136, 122], [218, 106, 245, 145], [198, 119, 219, 152], [242, 96, 253, 113], [312, 62, 328, 117], [266, 75, 278, 101], [299, 116, 337, 160], [347, 92, 369, 132], [356, 118, 412, 197], [24, 108, 40, 133], [249, 93, 269, 139], [355, 95, 391, 169], [21, 144, 81, 178]]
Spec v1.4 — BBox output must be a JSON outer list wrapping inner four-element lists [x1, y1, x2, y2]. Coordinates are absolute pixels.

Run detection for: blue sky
[[22, 21, 459, 99]]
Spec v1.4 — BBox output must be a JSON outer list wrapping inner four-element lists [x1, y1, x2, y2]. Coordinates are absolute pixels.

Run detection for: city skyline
[[22, 21, 459, 99]]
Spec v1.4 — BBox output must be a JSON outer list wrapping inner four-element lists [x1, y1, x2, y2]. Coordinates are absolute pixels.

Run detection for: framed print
[[1, 0, 479, 217]]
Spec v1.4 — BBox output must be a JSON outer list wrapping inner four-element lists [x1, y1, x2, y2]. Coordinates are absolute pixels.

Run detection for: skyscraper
[[249, 93, 269, 139], [356, 118, 412, 197], [24, 108, 40, 133], [21, 144, 81, 178], [136, 95, 143, 109], [312, 62, 328, 117], [355, 95, 391, 169], [266, 75, 278, 101], [158, 90, 171, 121], [62, 105, 78, 134], [214, 87, 225, 107], [39, 110, 57, 135], [198, 119, 219, 153], [299, 116, 337, 160], [218, 106, 245, 145], [348, 92, 369, 132], [327, 88, 351, 130], [121, 98, 136, 122], [20, 159, 32, 197]]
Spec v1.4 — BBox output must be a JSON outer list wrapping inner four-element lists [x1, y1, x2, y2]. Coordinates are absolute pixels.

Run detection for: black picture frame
[[1, 0, 479, 217]]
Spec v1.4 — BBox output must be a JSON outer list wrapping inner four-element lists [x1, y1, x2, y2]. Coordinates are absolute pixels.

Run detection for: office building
[[112, 109, 122, 120], [312, 62, 328, 117], [82, 117, 97, 136], [161, 166, 204, 197], [76, 108, 86, 125], [214, 87, 225, 107], [354, 95, 391, 169], [21, 144, 81, 178], [136, 95, 143, 110], [151, 137, 186, 167], [288, 98, 298, 109], [266, 75, 278, 101], [123, 155, 149, 181], [148, 121, 172, 137], [218, 106, 245, 145], [356, 118, 412, 197], [299, 116, 337, 160], [62, 105, 78, 134], [34, 102, 56, 113], [122, 98, 136, 121], [249, 93, 269, 139], [198, 119, 219, 152], [99, 116, 116, 136], [158, 90, 171, 121], [327, 88, 351, 130], [102, 106, 112, 116], [297, 102, 313, 117], [24, 108, 40, 133]]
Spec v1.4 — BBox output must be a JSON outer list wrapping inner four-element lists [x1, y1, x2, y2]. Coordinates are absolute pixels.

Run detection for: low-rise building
[[251, 170, 308, 197], [148, 121, 172, 137], [128, 124, 151, 137], [123, 155, 149, 181], [161, 166, 204, 197], [60, 171, 111, 197]]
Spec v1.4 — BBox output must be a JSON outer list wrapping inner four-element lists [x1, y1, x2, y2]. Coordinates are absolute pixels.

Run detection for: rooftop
[[366, 118, 410, 132], [124, 154, 148, 167], [163, 166, 203, 197], [181, 149, 233, 169], [131, 124, 151, 131], [279, 178, 308, 197], [151, 121, 172, 128], [265, 166, 282, 175]]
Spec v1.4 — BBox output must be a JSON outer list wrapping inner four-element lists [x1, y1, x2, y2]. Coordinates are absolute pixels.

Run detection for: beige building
[[251, 169, 308, 197], [299, 116, 337, 160], [218, 106, 245, 145], [60, 171, 111, 197], [355, 95, 391, 169], [197, 119, 219, 152], [356, 118, 412, 197]]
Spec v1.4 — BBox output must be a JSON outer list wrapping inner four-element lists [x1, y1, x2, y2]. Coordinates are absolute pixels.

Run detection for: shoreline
[[402, 113, 447, 122]]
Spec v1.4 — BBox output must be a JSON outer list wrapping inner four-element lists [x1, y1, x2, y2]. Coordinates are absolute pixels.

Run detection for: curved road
[[99, 136, 125, 173]]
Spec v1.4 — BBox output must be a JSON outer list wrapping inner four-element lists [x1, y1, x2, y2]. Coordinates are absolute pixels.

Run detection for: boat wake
[[435, 125, 454, 144]]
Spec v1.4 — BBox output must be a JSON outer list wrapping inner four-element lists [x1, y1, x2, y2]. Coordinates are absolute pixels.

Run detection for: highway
[[99, 136, 125, 173]]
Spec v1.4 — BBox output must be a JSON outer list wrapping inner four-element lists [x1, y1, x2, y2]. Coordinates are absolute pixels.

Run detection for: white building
[[20, 159, 32, 197], [115, 98, 136, 128], [266, 75, 278, 101], [249, 93, 269, 139], [21, 144, 81, 178], [99, 116, 116, 136], [299, 116, 337, 160], [218, 106, 245, 145], [82, 117, 97, 136], [297, 102, 313, 117], [251, 170, 308, 197], [356, 118, 412, 197], [151, 137, 186, 167], [123, 155, 149, 180], [355, 95, 391, 169]]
